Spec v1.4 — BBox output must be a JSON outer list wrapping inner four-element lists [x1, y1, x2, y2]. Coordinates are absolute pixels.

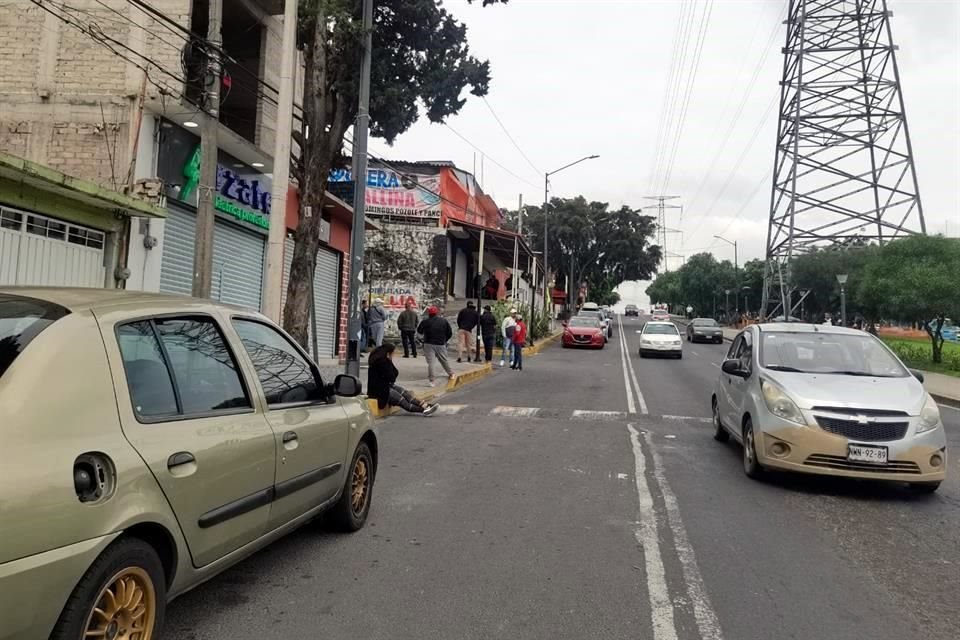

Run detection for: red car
[[562, 316, 606, 349]]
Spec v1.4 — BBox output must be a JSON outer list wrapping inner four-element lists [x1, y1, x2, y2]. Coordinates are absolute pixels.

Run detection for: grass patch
[[882, 337, 960, 378]]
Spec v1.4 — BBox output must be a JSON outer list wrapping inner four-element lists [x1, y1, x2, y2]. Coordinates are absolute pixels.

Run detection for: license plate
[[848, 444, 888, 464]]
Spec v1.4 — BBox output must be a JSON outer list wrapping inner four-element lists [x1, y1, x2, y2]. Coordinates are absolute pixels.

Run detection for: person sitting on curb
[[367, 343, 438, 416]]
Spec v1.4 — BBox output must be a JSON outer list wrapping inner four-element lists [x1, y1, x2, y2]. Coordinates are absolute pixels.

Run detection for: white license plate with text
[[848, 444, 888, 464]]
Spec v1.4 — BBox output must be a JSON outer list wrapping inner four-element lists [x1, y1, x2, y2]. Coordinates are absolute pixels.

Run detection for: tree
[[790, 246, 877, 320], [283, 0, 503, 345], [858, 235, 960, 363], [646, 270, 682, 309]]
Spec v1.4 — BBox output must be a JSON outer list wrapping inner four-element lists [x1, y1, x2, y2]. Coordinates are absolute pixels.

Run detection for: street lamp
[[714, 235, 739, 313], [544, 155, 599, 319], [837, 274, 848, 327], [742, 286, 751, 317], [724, 289, 731, 320]]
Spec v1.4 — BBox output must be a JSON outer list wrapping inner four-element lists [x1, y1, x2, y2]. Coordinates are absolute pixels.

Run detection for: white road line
[[710, 362, 720, 368], [617, 314, 638, 414], [642, 429, 724, 640], [489, 406, 541, 418], [627, 424, 678, 640], [435, 404, 467, 415], [662, 415, 712, 424], [619, 315, 649, 414], [571, 409, 628, 420]]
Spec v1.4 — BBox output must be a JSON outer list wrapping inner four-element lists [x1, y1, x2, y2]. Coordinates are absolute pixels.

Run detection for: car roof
[[755, 322, 870, 337], [0, 286, 257, 315]]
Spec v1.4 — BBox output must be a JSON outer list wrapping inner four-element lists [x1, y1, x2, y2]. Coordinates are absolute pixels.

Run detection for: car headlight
[[760, 379, 805, 425], [918, 394, 942, 434], [640, 338, 652, 345]]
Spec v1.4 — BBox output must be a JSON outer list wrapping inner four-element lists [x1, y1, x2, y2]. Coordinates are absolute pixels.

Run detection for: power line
[[443, 122, 540, 188], [482, 97, 540, 175]]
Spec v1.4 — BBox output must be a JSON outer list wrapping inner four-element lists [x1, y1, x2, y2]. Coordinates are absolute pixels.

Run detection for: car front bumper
[[640, 343, 682, 354], [756, 423, 947, 483]]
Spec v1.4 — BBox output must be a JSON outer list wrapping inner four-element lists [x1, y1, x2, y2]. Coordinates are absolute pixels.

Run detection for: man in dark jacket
[[397, 301, 420, 358], [418, 306, 454, 387], [479, 305, 498, 362], [456, 301, 480, 363]]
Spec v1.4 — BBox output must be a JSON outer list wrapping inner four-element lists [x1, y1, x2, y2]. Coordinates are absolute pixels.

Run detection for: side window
[[117, 322, 178, 418], [726, 335, 743, 360], [232, 319, 324, 406], [153, 318, 251, 414], [740, 332, 754, 373]]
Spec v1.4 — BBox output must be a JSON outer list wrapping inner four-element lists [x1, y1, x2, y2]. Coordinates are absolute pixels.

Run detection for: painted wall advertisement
[[361, 282, 430, 337], [329, 167, 441, 221]]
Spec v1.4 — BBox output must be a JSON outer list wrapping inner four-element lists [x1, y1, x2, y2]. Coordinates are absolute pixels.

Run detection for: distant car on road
[[712, 323, 946, 492], [0, 288, 378, 640], [639, 321, 683, 358], [687, 317, 724, 343], [651, 309, 670, 322], [624, 304, 640, 317], [562, 316, 606, 349]]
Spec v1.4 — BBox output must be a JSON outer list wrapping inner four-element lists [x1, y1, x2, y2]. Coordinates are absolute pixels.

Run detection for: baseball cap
[[427, 306, 439, 316]]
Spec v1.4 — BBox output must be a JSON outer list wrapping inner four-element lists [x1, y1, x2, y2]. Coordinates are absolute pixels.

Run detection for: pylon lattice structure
[[762, 0, 925, 316]]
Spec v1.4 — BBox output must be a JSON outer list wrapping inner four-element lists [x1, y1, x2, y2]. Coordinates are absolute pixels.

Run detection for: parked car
[[577, 309, 611, 341], [624, 304, 640, 317], [562, 316, 606, 349], [0, 288, 378, 640], [638, 321, 683, 358], [711, 323, 946, 492], [687, 317, 724, 343]]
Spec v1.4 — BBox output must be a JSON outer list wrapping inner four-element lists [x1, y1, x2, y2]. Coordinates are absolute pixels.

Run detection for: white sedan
[[638, 321, 683, 359]]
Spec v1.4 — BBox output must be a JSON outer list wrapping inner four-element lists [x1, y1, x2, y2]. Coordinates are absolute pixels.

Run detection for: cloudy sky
[[373, 0, 959, 306]]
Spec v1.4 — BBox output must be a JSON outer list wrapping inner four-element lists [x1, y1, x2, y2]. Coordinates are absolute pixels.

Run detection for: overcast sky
[[374, 0, 959, 306]]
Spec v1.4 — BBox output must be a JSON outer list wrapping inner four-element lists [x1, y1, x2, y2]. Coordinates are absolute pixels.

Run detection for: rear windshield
[[643, 323, 679, 335], [569, 317, 600, 328], [693, 318, 718, 326], [0, 295, 70, 379]]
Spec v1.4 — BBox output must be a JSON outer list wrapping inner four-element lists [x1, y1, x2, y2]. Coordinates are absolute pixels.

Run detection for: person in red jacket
[[510, 314, 527, 370]]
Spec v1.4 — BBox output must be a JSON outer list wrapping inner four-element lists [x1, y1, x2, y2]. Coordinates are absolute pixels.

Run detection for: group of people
[[362, 301, 530, 417]]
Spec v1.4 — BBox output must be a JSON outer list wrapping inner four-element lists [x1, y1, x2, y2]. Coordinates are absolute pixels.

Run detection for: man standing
[[397, 301, 419, 358], [500, 307, 517, 368], [456, 301, 479, 363], [479, 305, 498, 362], [418, 306, 454, 387], [360, 299, 370, 355], [368, 298, 387, 347]]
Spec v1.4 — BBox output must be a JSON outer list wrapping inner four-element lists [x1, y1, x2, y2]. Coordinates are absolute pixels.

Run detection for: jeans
[[482, 334, 495, 361], [360, 326, 368, 353], [511, 344, 523, 369], [388, 384, 426, 412], [501, 339, 513, 364], [369, 322, 385, 347], [400, 330, 417, 357], [423, 344, 454, 381]]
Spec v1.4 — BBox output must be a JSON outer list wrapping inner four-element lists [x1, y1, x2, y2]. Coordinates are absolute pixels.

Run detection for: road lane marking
[[435, 404, 467, 415], [618, 314, 649, 414], [618, 315, 638, 414], [489, 406, 540, 418], [641, 429, 724, 640], [627, 424, 678, 640], [571, 410, 628, 420], [662, 415, 712, 424], [710, 362, 720, 368]]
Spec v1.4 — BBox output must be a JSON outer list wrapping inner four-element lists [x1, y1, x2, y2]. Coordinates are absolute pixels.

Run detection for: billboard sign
[[329, 167, 441, 221]]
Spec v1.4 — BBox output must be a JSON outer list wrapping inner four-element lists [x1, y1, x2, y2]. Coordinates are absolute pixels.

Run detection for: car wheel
[[676, 352, 683, 359], [712, 399, 729, 442], [742, 419, 763, 479], [909, 481, 940, 494], [51, 538, 166, 640], [639, 351, 646, 358], [330, 441, 375, 532]]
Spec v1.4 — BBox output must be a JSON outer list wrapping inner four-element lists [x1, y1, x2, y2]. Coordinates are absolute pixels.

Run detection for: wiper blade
[[828, 370, 893, 377], [764, 365, 806, 373]]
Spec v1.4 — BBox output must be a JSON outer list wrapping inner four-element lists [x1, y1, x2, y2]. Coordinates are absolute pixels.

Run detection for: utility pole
[[345, 0, 373, 377], [263, 0, 298, 322], [512, 194, 522, 300], [192, 0, 223, 298], [643, 196, 681, 272], [714, 235, 738, 313]]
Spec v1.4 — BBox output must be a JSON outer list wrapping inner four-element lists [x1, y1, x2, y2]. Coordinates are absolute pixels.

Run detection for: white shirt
[[502, 316, 516, 339]]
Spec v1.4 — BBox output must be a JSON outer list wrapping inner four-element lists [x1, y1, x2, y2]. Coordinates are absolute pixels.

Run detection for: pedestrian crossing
[[405, 403, 712, 423]]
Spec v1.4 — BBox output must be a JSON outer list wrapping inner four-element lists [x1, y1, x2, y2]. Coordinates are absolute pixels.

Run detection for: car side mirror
[[721, 359, 746, 377], [562, 320, 569, 328], [909, 369, 925, 383], [333, 374, 362, 397]]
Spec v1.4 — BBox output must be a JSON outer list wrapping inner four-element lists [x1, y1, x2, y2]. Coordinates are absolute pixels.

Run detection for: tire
[[676, 352, 683, 359], [712, 399, 729, 442], [329, 441, 375, 532], [909, 481, 940, 494], [742, 419, 763, 479], [639, 351, 647, 358], [51, 537, 166, 640]]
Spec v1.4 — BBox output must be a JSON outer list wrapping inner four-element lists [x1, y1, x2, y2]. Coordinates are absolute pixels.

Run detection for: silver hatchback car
[[712, 323, 947, 492]]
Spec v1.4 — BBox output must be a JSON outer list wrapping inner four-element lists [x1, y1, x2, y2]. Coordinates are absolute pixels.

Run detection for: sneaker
[[423, 404, 438, 416], [499, 360, 505, 367], [428, 381, 436, 388], [457, 357, 462, 363], [403, 355, 410, 358]]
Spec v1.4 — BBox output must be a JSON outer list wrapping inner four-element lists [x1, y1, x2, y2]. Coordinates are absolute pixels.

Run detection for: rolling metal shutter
[[160, 205, 265, 311], [282, 237, 341, 358]]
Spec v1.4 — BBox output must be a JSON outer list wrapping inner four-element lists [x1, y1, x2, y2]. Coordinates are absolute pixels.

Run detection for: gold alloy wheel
[[82, 566, 156, 639], [351, 456, 369, 516]]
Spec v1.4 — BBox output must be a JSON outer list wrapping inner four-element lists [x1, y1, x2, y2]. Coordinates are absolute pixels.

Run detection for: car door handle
[[167, 452, 195, 469], [282, 431, 298, 444]]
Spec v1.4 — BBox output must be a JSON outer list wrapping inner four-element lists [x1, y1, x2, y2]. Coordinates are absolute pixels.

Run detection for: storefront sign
[[329, 167, 441, 220]]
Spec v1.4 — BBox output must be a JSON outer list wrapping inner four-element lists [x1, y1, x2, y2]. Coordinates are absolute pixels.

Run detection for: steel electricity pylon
[[761, 0, 925, 318]]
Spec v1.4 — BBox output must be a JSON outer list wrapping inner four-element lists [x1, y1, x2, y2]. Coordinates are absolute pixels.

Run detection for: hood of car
[[567, 326, 601, 335], [761, 370, 927, 415], [641, 333, 681, 343]]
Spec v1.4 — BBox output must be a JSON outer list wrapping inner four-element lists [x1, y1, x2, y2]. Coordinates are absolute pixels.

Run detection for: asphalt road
[[165, 314, 960, 640]]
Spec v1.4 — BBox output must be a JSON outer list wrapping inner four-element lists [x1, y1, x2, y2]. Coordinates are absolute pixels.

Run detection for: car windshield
[[693, 318, 717, 326], [760, 331, 909, 377], [578, 311, 600, 319], [569, 317, 599, 328], [0, 295, 69, 380], [644, 324, 679, 335]]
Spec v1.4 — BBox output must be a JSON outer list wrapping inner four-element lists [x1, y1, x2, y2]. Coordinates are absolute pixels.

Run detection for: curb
[[365, 363, 494, 419], [525, 330, 564, 356], [930, 393, 960, 410]]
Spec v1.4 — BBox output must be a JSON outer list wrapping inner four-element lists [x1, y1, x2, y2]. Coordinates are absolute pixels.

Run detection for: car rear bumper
[[756, 426, 947, 483], [640, 345, 682, 355], [691, 333, 723, 342], [0, 532, 120, 640]]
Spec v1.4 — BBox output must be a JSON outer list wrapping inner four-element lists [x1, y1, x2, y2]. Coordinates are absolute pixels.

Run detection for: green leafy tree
[[790, 246, 877, 320], [858, 235, 960, 363], [284, 0, 503, 345], [646, 270, 683, 310]]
